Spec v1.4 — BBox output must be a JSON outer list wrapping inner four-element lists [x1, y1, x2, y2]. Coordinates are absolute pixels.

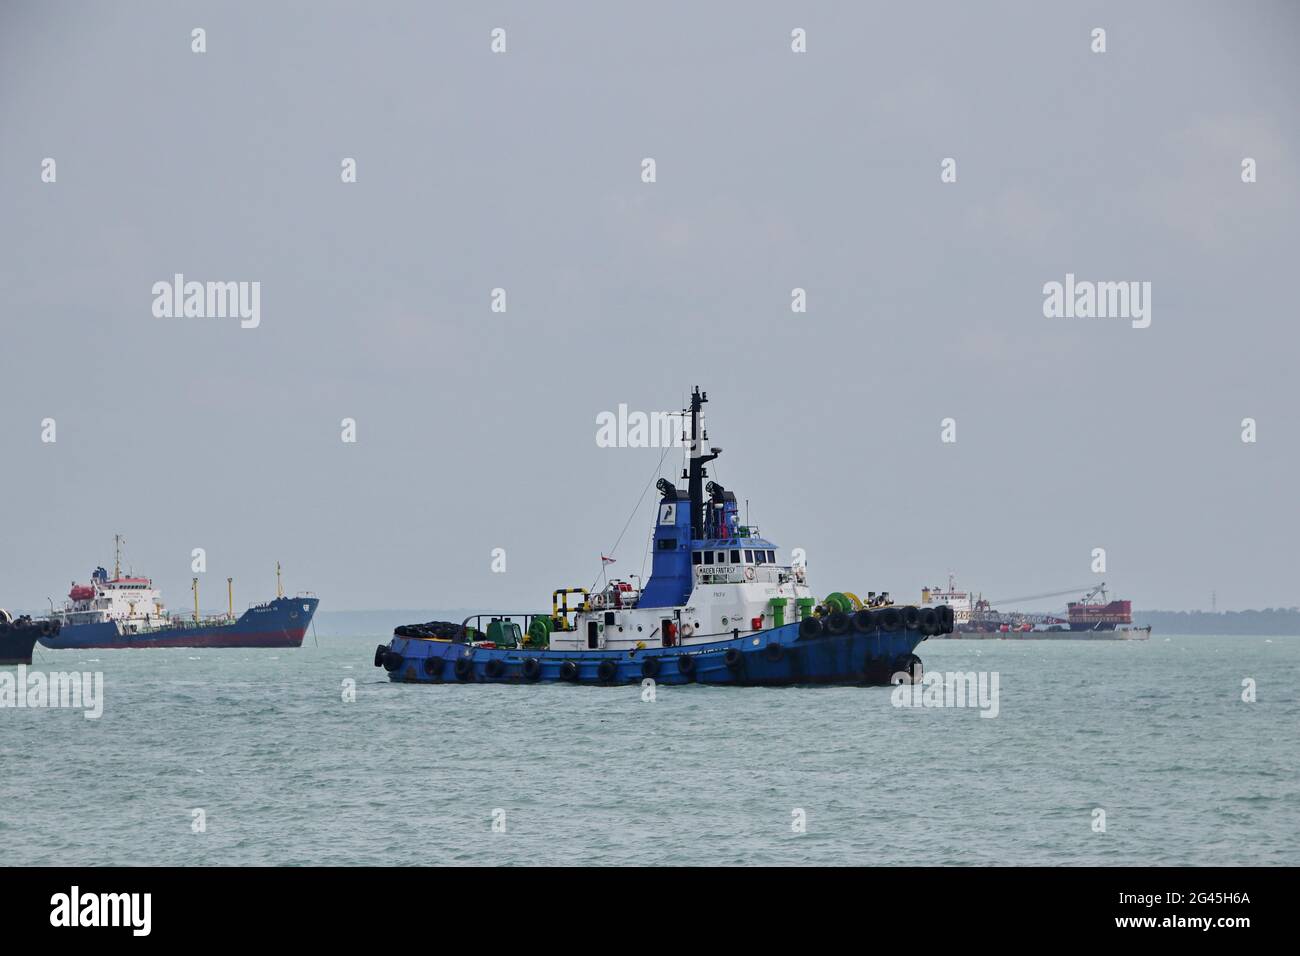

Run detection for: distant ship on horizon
[[39, 536, 318, 650]]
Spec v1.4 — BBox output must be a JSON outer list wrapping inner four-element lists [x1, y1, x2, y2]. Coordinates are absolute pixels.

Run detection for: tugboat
[[39, 539, 319, 650], [0, 610, 59, 665], [374, 387, 953, 686]]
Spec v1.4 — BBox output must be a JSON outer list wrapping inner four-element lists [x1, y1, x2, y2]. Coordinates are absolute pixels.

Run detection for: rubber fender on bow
[[852, 609, 876, 632], [798, 616, 824, 640]]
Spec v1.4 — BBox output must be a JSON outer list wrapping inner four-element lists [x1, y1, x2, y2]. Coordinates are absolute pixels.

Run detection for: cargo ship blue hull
[[378, 620, 927, 686], [39, 597, 319, 650]]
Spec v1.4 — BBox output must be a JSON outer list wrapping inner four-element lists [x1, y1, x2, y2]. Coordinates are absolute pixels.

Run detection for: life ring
[[676, 654, 696, 677], [522, 658, 542, 680], [597, 660, 617, 683], [641, 657, 661, 679], [560, 660, 580, 681], [590, 593, 605, 609], [454, 657, 474, 681], [744, 566, 756, 581], [680, 622, 695, 638], [484, 658, 505, 679], [422, 657, 442, 678], [723, 647, 743, 670]]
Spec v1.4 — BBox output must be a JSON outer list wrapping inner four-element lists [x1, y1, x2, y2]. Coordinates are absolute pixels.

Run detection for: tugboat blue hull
[[379, 621, 927, 686]]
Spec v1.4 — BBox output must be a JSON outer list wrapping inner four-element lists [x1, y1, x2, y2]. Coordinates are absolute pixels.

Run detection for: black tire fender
[[454, 657, 474, 681], [798, 617, 823, 640], [852, 609, 875, 632]]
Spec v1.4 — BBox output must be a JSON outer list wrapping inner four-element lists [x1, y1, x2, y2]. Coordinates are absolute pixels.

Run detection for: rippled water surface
[[2, 634, 1296, 865]]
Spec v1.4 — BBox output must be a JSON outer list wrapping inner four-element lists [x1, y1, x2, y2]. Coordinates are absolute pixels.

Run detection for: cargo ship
[[0, 610, 60, 665], [373, 387, 954, 686], [39, 539, 318, 650], [922, 580, 1149, 639]]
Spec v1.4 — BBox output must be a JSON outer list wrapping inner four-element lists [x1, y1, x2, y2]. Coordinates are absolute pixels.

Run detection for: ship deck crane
[[989, 585, 1095, 606]]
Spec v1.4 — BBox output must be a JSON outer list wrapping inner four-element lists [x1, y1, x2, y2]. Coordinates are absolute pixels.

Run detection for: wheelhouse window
[[730, 550, 741, 563], [703, 552, 714, 565], [715, 551, 726, 564], [744, 549, 753, 562], [692, 551, 702, 565], [767, 550, 776, 563], [755, 551, 767, 564]]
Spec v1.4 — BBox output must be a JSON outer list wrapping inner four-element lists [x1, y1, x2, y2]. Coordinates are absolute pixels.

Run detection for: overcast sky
[[2, 1, 1297, 614]]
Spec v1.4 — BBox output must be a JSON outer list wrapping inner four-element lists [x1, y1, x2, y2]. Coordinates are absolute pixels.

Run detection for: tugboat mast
[[685, 386, 719, 541]]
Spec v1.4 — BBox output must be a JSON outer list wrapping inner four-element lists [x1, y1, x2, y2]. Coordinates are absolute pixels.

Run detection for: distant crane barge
[[920, 578, 1150, 639]]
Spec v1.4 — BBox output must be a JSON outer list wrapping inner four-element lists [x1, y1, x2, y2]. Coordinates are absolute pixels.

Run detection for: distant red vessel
[[1067, 585, 1133, 632]]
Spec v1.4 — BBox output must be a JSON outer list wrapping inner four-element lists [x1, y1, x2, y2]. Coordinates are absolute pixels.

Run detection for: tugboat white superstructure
[[376, 387, 953, 686]]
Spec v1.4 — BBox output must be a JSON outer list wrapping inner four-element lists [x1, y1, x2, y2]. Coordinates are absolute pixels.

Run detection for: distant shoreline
[[1134, 609, 1300, 635]]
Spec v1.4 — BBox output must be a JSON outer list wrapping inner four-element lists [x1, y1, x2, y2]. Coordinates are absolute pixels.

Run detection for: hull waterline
[[378, 621, 928, 687]]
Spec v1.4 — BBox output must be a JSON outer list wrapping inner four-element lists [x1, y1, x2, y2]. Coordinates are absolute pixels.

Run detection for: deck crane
[[989, 585, 1095, 606]]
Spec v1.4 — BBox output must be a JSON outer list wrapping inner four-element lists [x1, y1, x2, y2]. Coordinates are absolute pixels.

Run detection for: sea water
[[2, 634, 1296, 866]]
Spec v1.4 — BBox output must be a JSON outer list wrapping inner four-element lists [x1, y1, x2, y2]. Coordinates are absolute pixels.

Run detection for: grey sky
[[2, 1, 1297, 613]]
